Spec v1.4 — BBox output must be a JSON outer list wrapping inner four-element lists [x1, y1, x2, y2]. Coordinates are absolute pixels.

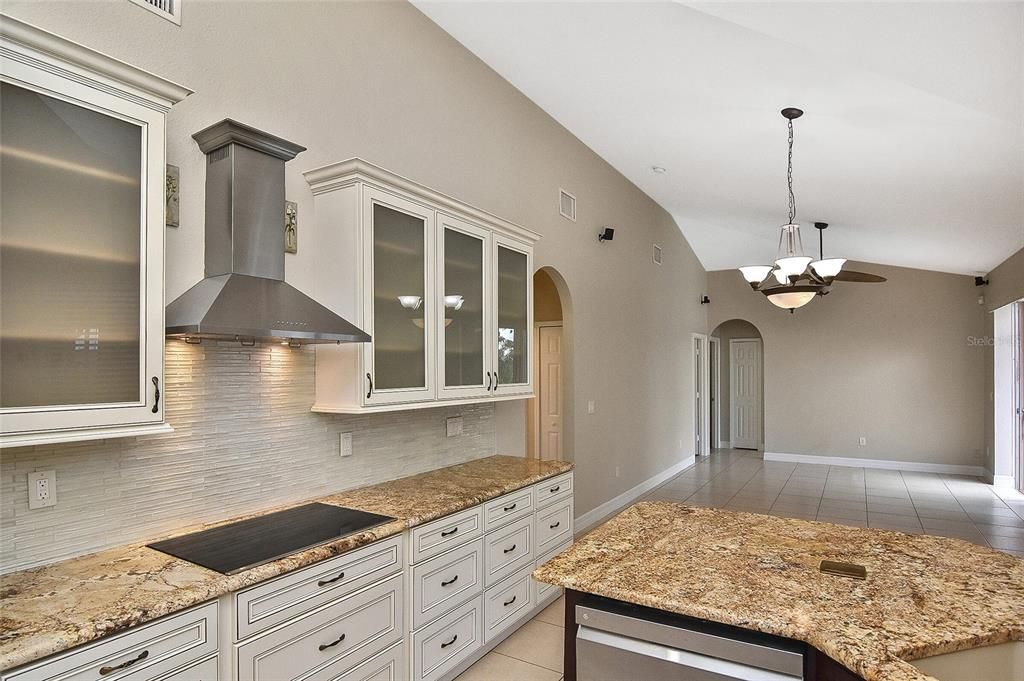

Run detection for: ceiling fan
[[738, 108, 886, 312]]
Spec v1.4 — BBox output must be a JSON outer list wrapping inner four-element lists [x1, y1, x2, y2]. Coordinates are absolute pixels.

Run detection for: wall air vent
[[128, 0, 181, 25], [559, 189, 576, 222], [653, 243, 663, 265]]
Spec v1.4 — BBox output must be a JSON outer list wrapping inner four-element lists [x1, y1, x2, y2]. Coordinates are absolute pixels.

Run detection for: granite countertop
[[533, 502, 1024, 681], [0, 455, 572, 671]]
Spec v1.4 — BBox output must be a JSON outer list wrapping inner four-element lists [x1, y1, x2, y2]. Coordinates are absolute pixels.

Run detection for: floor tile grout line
[[934, 470, 994, 546]]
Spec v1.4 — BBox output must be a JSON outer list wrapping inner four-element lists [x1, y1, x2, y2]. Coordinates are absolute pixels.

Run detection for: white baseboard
[[718, 441, 732, 449], [764, 451, 988, 477], [575, 455, 696, 534]]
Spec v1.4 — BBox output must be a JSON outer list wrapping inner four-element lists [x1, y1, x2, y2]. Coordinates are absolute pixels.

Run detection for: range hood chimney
[[166, 120, 370, 345]]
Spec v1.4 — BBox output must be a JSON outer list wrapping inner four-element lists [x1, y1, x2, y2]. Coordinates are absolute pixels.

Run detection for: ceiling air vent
[[653, 243, 663, 265], [128, 0, 181, 24], [559, 189, 576, 222]]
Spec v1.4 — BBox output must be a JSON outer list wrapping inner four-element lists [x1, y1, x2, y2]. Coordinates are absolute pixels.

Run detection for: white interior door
[[693, 334, 709, 457], [538, 324, 563, 460], [730, 339, 763, 450]]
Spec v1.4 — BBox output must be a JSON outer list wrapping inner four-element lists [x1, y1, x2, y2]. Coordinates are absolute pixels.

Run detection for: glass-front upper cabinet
[[0, 18, 189, 446], [492, 235, 533, 396], [437, 214, 490, 400], [362, 187, 435, 405]]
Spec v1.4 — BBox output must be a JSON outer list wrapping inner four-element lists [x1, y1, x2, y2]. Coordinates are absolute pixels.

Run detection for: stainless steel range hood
[[166, 119, 369, 345]]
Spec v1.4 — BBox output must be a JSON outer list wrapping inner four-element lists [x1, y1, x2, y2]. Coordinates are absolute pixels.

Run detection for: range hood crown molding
[[192, 118, 306, 160]]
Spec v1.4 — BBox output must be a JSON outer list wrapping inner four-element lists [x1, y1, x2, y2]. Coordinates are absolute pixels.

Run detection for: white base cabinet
[[4, 474, 573, 681]]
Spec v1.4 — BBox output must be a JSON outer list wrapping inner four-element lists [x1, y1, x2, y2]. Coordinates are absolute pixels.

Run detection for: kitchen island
[[533, 502, 1024, 681]]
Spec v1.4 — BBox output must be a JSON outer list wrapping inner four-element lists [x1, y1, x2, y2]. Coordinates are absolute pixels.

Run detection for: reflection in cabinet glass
[[496, 245, 529, 387], [372, 203, 427, 391], [0, 82, 143, 408], [443, 229, 485, 388]]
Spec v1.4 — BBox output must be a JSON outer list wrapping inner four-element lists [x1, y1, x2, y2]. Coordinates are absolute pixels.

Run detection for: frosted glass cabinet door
[[363, 188, 435, 405], [492, 236, 532, 396], [437, 214, 490, 400], [0, 77, 166, 436]]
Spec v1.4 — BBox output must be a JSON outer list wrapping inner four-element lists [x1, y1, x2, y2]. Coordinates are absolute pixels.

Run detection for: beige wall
[[710, 319, 762, 446], [4, 0, 707, 520], [708, 262, 989, 467], [534, 269, 564, 323]]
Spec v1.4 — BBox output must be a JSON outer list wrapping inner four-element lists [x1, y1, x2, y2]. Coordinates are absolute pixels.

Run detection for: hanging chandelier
[[738, 108, 847, 312]]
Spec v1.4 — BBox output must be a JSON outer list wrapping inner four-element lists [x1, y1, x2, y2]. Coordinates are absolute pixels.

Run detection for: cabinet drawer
[[536, 498, 573, 555], [483, 515, 533, 587], [412, 595, 482, 681], [236, 535, 402, 640], [411, 506, 482, 564], [4, 602, 217, 681], [151, 655, 217, 681], [412, 538, 483, 630], [483, 565, 534, 643], [235, 573, 403, 681], [483, 487, 534, 532], [334, 642, 404, 681], [534, 539, 573, 605], [534, 472, 573, 509]]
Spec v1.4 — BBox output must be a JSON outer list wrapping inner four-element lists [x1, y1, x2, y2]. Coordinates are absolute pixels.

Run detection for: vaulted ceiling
[[415, 1, 1024, 274]]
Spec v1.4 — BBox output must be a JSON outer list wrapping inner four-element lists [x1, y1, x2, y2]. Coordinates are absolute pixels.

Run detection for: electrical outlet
[[615, 466, 621, 478], [446, 416, 463, 437], [28, 470, 56, 510], [858, 437, 867, 447], [587, 400, 595, 414], [340, 432, 353, 458]]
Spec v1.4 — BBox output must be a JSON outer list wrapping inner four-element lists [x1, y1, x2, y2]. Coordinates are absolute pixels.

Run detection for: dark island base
[[563, 589, 864, 681]]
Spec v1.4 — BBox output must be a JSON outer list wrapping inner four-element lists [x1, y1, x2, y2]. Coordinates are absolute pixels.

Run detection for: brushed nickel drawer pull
[[441, 634, 459, 649], [549, 485, 560, 493], [549, 521, 561, 529], [503, 503, 517, 512], [151, 377, 160, 413], [503, 544, 516, 554], [440, 527, 459, 537], [319, 633, 346, 651], [503, 595, 517, 607], [318, 571, 345, 587], [441, 575, 459, 587], [99, 650, 148, 675]]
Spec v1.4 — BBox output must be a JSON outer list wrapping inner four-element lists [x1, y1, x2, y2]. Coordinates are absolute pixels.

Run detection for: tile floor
[[456, 449, 1024, 679]]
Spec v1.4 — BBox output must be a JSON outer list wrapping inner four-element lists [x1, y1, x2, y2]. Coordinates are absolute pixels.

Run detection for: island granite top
[[533, 501, 1024, 681], [0, 455, 572, 671]]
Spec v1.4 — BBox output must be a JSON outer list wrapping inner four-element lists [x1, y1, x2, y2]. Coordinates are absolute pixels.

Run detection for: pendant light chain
[[787, 117, 796, 224]]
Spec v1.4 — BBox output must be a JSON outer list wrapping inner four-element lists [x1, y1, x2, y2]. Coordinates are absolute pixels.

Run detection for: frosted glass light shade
[[739, 265, 773, 284], [773, 268, 789, 285], [766, 289, 816, 310], [811, 258, 846, 279], [775, 256, 812, 278], [443, 294, 465, 310], [398, 295, 422, 310]]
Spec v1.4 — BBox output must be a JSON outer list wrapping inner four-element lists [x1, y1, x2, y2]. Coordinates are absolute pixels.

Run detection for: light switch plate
[[446, 417, 463, 437], [28, 470, 56, 510], [340, 432, 353, 457], [587, 400, 595, 414]]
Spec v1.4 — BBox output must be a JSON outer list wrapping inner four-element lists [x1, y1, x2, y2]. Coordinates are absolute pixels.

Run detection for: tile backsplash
[[0, 341, 496, 573]]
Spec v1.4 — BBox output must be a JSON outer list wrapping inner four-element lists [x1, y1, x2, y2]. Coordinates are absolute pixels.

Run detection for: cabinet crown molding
[[0, 13, 192, 110], [303, 157, 541, 245]]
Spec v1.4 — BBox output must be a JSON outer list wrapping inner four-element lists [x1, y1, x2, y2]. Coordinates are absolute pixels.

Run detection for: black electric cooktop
[[147, 503, 395, 575]]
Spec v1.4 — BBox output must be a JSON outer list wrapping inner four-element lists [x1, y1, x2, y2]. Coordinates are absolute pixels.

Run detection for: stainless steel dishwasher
[[576, 602, 805, 681]]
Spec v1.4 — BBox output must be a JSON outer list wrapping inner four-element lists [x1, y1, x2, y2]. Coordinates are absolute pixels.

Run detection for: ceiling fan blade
[[835, 270, 887, 283]]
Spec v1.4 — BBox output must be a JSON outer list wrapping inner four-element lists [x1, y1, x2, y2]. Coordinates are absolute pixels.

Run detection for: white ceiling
[[414, 1, 1024, 274]]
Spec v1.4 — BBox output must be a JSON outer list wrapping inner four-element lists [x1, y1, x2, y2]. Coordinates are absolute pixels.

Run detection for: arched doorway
[[527, 267, 573, 462], [710, 319, 764, 451]]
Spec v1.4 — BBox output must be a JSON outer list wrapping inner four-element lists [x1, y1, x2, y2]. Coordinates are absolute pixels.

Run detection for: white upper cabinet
[[0, 15, 191, 447], [305, 160, 539, 413]]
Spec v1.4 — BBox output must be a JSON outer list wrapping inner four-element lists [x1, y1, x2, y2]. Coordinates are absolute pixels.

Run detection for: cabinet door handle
[[318, 633, 346, 651], [503, 503, 517, 512], [549, 521, 561, 529], [99, 650, 149, 675], [440, 527, 459, 537], [486, 372, 492, 391], [366, 373, 373, 399], [493, 371, 499, 391], [503, 544, 516, 554], [441, 575, 459, 587], [549, 485, 560, 493], [317, 572, 345, 587], [440, 634, 459, 649], [503, 595, 517, 607], [151, 377, 160, 414]]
